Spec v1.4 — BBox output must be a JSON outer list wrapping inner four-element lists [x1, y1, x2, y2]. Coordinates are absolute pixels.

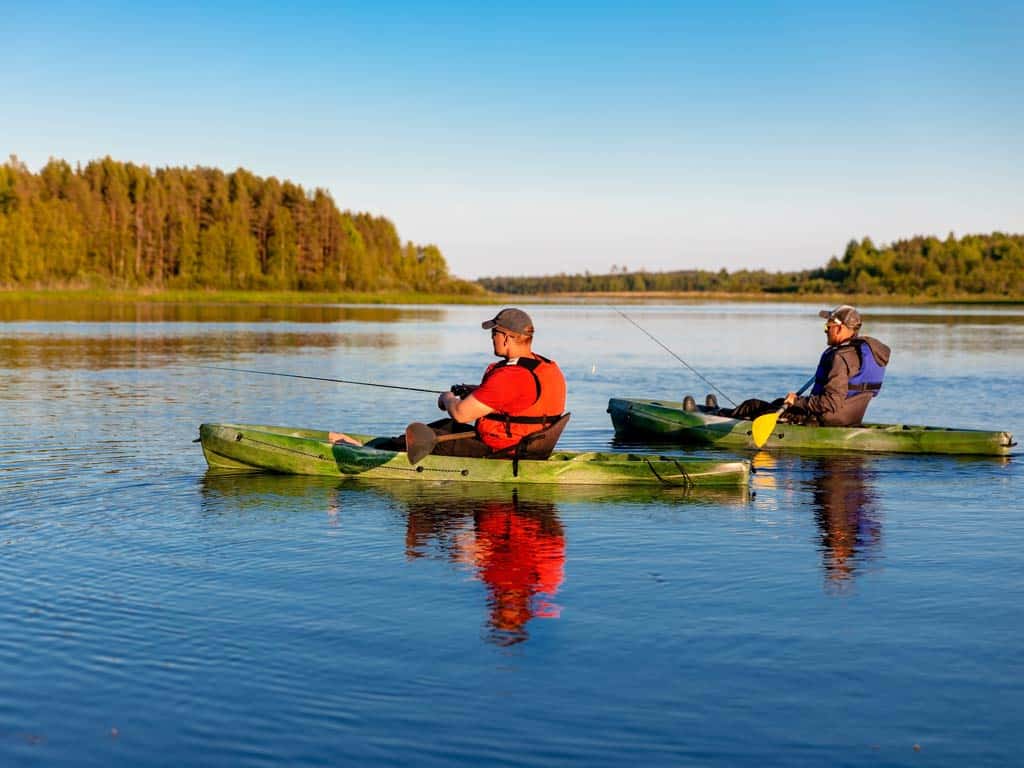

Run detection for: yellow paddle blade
[[751, 411, 781, 448]]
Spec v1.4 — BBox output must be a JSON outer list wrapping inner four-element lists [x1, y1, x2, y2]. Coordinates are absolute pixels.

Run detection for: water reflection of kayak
[[198, 423, 751, 488], [200, 473, 751, 510], [608, 398, 1016, 455]]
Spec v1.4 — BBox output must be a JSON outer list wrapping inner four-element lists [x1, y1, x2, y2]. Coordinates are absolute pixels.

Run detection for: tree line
[[479, 233, 1024, 298], [0, 156, 479, 293]]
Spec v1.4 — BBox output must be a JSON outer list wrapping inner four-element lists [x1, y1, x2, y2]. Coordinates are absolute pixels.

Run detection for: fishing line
[[201, 366, 443, 394], [612, 308, 737, 407]]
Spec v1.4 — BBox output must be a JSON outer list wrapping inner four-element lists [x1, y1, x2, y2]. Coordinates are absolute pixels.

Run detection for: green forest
[[3, 156, 1021, 299], [480, 233, 1024, 298], [0, 156, 478, 293]]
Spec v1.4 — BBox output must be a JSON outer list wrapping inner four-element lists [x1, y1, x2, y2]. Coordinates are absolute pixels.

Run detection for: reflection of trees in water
[[0, 331, 397, 369], [0, 301, 444, 324], [808, 456, 882, 592], [404, 488, 565, 647]]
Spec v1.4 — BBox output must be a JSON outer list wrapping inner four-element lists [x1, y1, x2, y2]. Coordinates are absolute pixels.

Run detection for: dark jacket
[[792, 336, 891, 426]]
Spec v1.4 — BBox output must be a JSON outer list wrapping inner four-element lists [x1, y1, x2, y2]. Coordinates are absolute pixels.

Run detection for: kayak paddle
[[751, 376, 816, 448], [405, 422, 478, 464]]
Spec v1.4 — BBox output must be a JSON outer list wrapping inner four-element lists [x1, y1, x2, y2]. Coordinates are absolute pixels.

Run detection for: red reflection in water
[[405, 492, 565, 646], [470, 501, 565, 643]]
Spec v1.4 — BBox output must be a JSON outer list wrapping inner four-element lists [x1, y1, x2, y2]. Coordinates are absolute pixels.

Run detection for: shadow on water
[[199, 472, 750, 646]]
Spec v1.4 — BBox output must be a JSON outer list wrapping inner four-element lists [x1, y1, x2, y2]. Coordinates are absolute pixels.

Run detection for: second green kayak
[[199, 422, 751, 487], [608, 398, 1016, 456]]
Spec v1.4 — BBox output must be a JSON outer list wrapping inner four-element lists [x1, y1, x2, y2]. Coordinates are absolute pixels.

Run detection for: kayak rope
[[237, 433, 333, 461], [644, 458, 694, 489], [398, 465, 471, 475], [613, 308, 737, 407]]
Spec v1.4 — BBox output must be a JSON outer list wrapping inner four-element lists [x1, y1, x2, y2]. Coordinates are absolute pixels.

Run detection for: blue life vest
[[811, 338, 886, 398]]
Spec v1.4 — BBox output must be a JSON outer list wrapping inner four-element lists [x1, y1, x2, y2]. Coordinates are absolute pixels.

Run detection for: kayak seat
[[493, 412, 572, 461]]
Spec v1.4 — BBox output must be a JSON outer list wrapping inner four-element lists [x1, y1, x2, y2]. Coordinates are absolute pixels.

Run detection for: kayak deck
[[608, 398, 1016, 456], [199, 423, 751, 487]]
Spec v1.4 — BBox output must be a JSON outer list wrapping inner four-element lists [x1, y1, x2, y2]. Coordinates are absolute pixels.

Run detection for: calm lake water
[[1, 300, 1021, 767]]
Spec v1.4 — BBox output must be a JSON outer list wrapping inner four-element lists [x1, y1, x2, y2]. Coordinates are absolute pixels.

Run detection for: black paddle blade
[[404, 422, 437, 465]]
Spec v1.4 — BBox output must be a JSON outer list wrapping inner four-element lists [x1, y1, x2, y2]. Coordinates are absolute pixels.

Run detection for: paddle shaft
[[202, 366, 443, 394], [750, 375, 816, 448], [769, 375, 817, 417], [433, 431, 477, 445], [404, 422, 478, 464], [613, 308, 737, 407], [791, 375, 816, 400]]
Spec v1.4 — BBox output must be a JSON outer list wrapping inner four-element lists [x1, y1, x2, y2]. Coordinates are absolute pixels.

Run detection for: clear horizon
[[7, 1, 1022, 280]]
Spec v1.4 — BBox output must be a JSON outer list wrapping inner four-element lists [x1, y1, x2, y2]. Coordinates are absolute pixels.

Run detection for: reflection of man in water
[[811, 456, 882, 589], [471, 499, 564, 645], [404, 492, 565, 645]]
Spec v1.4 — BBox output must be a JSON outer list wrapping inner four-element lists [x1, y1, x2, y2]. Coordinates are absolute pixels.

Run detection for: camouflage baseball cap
[[818, 305, 862, 330]]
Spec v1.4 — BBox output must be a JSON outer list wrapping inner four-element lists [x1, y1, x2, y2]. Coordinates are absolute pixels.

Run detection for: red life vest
[[475, 355, 566, 451]]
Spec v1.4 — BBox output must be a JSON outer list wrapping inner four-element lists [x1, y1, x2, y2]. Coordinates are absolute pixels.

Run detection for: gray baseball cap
[[482, 307, 535, 335], [819, 305, 862, 330]]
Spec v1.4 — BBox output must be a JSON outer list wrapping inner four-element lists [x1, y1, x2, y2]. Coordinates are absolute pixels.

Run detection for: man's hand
[[784, 392, 798, 407], [438, 390, 494, 424]]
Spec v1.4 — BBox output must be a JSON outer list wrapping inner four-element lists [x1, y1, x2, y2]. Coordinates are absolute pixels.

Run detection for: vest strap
[[480, 413, 561, 425]]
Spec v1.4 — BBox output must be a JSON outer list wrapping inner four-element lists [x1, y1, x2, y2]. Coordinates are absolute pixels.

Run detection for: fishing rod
[[612, 308, 738, 407], [201, 366, 443, 394]]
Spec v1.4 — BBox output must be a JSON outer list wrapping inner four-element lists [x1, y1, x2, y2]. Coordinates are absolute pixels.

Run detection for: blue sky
[[6, 1, 1022, 278]]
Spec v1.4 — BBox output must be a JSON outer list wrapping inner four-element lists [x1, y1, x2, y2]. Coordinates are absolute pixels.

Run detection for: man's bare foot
[[328, 431, 361, 446]]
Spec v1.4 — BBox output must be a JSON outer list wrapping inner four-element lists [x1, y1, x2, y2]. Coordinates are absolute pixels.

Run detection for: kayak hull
[[607, 398, 1016, 456], [199, 423, 751, 487]]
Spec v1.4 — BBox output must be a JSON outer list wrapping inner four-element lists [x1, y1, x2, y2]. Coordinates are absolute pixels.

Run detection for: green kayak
[[607, 398, 1016, 456], [198, 423, 751, 487]]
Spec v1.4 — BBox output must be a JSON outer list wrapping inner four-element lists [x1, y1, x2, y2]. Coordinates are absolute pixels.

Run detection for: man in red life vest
[[432, 307, 567, 457], [334, 308, 567, 458]]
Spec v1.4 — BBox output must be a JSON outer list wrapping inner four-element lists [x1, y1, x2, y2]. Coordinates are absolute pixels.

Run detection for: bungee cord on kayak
[[612, 308, 738, 407]]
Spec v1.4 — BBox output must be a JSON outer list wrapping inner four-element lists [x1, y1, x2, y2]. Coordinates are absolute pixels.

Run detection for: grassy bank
[[510, 291, 1024, 306], [1, 287, 1020, 306]]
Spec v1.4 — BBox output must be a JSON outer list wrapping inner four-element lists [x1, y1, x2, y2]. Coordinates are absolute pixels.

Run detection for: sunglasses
[[491, 328, 507, 339]]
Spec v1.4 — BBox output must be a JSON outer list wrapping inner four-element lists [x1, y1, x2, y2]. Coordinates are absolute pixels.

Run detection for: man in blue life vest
[[722, 304, 890, 426], [781, 305, 891, 426]]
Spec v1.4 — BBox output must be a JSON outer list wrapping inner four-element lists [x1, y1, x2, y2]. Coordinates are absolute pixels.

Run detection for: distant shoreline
[[1, 287, 1021, 307]]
